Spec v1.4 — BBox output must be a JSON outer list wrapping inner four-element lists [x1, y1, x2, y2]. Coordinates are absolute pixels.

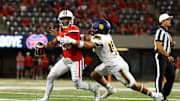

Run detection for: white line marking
[[0, 87, 180, 91], [0, 92, 178, 101]]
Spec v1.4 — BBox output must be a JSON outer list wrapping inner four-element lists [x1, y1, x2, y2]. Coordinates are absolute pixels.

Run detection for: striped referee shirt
[[154, 26, 173, 55]]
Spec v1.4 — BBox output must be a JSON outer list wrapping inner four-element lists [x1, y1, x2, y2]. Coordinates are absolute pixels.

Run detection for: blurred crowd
[[16, 51, 63, 80], [15, 51, 94, 80], [0, 0, 180, 35]]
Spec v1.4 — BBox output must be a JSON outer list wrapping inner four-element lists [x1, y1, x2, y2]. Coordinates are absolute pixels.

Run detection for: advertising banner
[[0, 34, 53, 49]]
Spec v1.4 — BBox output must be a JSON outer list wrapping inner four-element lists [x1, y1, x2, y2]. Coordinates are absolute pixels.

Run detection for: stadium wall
[[0, 35, 180, 80], [112, 35, 180, 49]]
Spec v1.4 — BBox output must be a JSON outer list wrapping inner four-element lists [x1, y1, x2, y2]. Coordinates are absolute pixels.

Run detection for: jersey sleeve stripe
[[68, 30, 79, 33]]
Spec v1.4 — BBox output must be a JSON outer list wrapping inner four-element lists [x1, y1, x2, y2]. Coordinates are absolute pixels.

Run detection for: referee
[[154, 13, 176, 101]]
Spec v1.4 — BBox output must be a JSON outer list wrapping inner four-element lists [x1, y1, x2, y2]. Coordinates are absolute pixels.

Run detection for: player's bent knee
[[91, 71, 100, 79], [90, 71, 96, 78], [47, 74, 56, 81]]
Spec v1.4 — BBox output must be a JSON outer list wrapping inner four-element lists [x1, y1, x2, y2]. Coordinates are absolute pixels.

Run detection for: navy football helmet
[[90, 19, 111, 34]]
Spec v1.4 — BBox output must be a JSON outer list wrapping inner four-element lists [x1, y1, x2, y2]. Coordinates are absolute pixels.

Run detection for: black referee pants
[[154, 53, 175, 97]]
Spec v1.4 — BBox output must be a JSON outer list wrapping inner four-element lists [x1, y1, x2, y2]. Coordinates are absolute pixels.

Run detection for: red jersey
[[84, 56, 93, 66], [58, 25, 83, 61], [25, 56, 32, 68], [176, 60, 180, 69], [41, 57, 49, 68]]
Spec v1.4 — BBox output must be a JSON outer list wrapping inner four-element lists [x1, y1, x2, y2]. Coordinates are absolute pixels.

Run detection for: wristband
[[80, 34, 84, 41], [79, 41, 84, 48]]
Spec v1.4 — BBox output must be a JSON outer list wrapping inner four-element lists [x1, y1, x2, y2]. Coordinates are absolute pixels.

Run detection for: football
[[63, 43, 73, 49]]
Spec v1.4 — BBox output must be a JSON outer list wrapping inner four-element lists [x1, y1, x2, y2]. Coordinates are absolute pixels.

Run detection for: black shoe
[[162, 97, 168, 101]]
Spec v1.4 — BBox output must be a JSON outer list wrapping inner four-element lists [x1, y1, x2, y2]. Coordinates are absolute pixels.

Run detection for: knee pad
[[90, 71, 97, 78]]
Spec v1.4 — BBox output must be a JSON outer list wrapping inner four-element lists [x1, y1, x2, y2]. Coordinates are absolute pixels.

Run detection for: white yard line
[[0, 91, 178, 101], [0, 96, 177, 101], [0, 86, 180, 92]]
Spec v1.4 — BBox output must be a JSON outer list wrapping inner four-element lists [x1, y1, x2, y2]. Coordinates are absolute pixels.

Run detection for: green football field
[[0, 79, 179, 101]]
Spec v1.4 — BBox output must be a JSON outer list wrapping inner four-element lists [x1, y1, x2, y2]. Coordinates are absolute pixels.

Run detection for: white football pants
[[43, 57, 93, 100]]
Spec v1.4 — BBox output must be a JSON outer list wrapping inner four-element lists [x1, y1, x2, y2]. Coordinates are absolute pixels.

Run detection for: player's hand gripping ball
[[57, 36, 75, 50], [63, 43, 73, 50]]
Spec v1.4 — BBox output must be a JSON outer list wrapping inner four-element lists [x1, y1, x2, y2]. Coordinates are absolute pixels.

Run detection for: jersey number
[[108, 41, 118, 55]]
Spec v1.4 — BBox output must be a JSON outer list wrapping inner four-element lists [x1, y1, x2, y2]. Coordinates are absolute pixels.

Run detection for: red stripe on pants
[[79, 60, 81, 79]]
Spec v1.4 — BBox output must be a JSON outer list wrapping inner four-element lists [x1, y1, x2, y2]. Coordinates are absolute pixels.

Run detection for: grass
[[0, 79, 179, 101]]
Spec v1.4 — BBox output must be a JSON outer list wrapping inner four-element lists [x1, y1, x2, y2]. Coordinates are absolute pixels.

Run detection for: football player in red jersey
[[37, 10, 100, 101]]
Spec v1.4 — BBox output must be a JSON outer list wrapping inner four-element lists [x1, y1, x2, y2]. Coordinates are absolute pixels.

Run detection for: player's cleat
[[153, 92, 163, 101], [162, 97, 169, 101], [93, 85, 100, 101], [101, 87, 116, 99]]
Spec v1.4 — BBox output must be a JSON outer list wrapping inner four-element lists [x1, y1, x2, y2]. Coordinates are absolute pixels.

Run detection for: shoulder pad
[[71, 25, 79, 30]]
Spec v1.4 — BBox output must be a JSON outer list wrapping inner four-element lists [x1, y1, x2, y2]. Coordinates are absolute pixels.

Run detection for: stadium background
[[0, 0, 180, 81]]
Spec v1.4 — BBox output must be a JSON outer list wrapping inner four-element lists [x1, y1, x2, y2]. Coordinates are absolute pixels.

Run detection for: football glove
[[56, 36, 76, 45]]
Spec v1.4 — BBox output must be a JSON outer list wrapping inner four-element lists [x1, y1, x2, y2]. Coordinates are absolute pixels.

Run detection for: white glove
[[56, 36, 64, 44], [65, 36, 76, 44]]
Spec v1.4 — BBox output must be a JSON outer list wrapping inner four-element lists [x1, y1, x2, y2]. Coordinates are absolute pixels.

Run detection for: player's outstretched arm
[[59, 36, 95, 49], [75, 40, 95, 49]]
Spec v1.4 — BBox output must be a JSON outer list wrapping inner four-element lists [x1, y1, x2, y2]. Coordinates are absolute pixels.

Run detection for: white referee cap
[[159, 13, 173, 23]]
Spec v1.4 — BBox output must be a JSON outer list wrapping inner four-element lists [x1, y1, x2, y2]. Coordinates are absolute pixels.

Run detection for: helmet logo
[[63, 11, 67, 15], [99, 24, 104, 30]]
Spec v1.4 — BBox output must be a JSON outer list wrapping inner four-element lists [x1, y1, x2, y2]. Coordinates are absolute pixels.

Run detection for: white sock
[[151, 92, 156, 98]]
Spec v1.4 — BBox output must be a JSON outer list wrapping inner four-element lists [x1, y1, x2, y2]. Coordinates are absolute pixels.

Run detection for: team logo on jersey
[[99, 24, 104, 30], [26, 34, 48, 49]]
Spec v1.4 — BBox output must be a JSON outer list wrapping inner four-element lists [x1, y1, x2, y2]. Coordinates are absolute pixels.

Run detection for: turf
[[0, 79, 179, 101]]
